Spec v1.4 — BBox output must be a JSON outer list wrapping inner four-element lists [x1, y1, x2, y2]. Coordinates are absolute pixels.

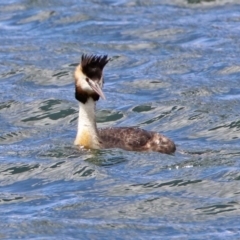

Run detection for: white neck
[[74, 98, 100, 149]]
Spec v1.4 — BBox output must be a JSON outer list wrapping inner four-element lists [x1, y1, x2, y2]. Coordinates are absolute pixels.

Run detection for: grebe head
[[74, 54, 109, 103]]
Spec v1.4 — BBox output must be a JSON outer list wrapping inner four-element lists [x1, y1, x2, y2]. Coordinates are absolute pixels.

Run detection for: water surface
[[0, 0, 240, 239]]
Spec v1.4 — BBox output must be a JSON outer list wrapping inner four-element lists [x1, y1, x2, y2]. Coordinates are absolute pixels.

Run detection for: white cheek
[[77, 78, 93, 93]]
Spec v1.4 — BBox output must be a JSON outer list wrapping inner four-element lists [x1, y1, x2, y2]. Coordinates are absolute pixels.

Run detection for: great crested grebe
[[74, 54, 176, 154]]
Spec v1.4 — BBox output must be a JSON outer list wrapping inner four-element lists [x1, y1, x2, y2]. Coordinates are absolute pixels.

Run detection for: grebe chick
[[74, 54, 176, 154]]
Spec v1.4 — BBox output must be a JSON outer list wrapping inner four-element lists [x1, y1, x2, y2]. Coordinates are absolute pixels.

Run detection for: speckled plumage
[[98, 127, 176, 154], [74, 54, 176, 155]]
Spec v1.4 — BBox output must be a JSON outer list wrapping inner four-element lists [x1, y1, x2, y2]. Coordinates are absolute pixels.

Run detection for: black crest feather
[[81, 54, 109, 80]]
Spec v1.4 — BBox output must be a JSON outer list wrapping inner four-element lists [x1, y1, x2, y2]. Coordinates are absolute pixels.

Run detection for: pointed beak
[[88, 79, 106, 100]]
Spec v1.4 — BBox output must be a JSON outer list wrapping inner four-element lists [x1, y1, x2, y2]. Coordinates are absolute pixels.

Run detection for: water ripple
[[0, 0, 240, 238]]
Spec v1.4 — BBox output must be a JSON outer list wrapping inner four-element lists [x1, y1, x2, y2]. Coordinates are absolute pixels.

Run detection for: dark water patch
[[48, 161, 65, 169], [52, 70, 69, 79], [132, 104, 155, 113], [85, 149, 127, 167], [0, 130, 22, 143], [139, 106, 179, 126], [0, 195, 24, 204], [187, 0, 215, 3], [96, 109, 124, 123], [234, 175, 240, 181], [73, 166, 95, 177], [195, 203, 238, 215], [22, 106, 76, 123], [131, 179, 202, 190], [0, 100, 17, 111], [141, 114, 166, 125], [1, 0, 240, 238], [19, 99, 76, 126], [38, 146, 85, 160], [209, 120, 240, 131], [23, 67, 73, 86], [86, 155, 126, 167], [1, 164, 40, 175], [0, 69, 23, 80]]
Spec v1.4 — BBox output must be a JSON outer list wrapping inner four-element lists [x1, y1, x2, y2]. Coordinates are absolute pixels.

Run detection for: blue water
[[1, 0, 240, 239]]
